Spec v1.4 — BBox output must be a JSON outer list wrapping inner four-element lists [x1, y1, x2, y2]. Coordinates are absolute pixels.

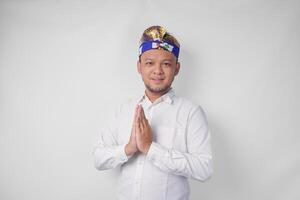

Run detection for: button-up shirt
[[93, 89, 213, 200]]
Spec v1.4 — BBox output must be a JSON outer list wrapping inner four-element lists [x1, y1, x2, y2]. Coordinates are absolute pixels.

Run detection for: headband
[[139, 39, 180, 58]]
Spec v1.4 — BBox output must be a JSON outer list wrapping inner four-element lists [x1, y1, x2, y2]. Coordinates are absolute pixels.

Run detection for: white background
[[0, 0, 299, 199]]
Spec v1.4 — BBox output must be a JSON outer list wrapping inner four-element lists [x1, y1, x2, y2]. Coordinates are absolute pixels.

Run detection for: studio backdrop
[[0, 0, 299, 200]]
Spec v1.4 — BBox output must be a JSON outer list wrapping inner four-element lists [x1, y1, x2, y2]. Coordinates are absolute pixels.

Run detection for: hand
[[125, 105, 139, 156], [135, 105, 153, 154]]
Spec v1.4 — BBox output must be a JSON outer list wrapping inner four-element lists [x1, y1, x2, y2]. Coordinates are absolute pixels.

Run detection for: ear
[[174, 61, 180, 76], [137, 60, 141, 74]]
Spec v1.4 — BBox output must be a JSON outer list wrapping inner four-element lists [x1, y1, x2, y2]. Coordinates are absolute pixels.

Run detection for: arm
[[93, 104, 139, 170], [93, 131, 129, 170], [92, 106, 130, 170], [146, 106, 213, 181]]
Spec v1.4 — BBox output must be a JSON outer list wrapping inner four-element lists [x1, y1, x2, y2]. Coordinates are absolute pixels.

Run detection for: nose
[[153, 63, 163, 75]]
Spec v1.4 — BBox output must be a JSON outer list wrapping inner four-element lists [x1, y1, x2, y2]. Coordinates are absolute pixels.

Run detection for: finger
[[136, 105, 141, 119], [139, 115, 147, 136], [139, 106, 145, 125], [131, 105, 138, 131], [137, 106, 142, 129], [141, 115, 147, 128], [134, 105, 139, 122], [134, 105, 138, 117], [138, 110, 142, 131], [140, 107, 148, 127], [135, 114, 140, 138], [135, 105, 141, 128], [139, 119, 145, 133], [140, 106, 146, 119], [132, 125, 136, 139]]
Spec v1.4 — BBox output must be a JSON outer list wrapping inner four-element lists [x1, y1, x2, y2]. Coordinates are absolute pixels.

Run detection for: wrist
[[125, 144, 136, 156], [142, 142, 152, 154]]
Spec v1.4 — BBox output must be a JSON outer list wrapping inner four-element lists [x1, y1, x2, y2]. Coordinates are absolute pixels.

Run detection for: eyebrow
[[143, 58, 173, 62]]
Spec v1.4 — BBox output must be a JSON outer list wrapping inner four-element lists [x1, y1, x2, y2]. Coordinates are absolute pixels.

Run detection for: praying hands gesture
[[125, 105, 153, 156]]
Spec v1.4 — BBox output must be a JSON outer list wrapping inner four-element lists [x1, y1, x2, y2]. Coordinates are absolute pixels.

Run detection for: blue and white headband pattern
[[139, 39, 180, 58]]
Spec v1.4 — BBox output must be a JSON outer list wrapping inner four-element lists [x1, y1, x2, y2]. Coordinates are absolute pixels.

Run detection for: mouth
[[151, 77, 164, 83]]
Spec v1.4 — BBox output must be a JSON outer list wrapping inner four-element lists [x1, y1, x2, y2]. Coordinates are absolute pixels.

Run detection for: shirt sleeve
[[146, 106, 213, 182], [92, 105, 131, 170]]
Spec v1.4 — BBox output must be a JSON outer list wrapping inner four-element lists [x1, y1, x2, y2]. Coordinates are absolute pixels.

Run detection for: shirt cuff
[[146, 142, 168, 163], [116, 144, 131, 163]]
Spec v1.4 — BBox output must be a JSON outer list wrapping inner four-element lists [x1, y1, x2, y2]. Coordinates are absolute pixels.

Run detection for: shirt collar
[[137, 88, 176, 107]]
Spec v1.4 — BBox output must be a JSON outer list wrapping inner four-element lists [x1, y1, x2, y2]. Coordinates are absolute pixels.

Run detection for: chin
[[146, 84, 171, 94]]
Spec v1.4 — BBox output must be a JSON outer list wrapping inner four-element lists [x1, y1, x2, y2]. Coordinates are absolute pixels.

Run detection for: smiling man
[[93, 26, 213, 200]]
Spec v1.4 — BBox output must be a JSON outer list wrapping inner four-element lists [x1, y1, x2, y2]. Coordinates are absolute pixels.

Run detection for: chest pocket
[[152, 125, 187, 151]]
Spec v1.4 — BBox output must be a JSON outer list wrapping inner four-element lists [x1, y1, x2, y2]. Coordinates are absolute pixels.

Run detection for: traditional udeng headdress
[[139, 26, 180, 59]]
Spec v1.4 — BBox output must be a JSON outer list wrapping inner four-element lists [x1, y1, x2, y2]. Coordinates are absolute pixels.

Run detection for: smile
[[151, 78, 164, 83]]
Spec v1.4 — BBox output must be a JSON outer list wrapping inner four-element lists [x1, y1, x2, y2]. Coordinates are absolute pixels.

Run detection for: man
[[93, 25, 213, 200]]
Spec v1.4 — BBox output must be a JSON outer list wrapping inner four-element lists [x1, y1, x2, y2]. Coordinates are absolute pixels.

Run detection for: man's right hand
[[125, 105, 139, 156]]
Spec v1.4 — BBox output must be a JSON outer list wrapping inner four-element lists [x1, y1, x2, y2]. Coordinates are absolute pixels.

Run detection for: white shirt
[[93, 89, 213, 200]]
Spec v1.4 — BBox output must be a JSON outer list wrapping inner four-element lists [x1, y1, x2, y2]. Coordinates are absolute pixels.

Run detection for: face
[[137, 49, 180, 96]]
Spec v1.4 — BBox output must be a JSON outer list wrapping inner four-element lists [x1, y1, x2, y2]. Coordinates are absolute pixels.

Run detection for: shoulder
[[174, 96, 201, 111], [174, 96, 208, 120]]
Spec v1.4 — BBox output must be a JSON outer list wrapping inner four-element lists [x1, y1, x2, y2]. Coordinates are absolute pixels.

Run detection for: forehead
[[140, 49, 176, 61]]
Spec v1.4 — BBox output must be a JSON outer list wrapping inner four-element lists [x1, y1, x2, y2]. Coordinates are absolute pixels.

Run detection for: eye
[[145, 61, 153, 65], [163, 62, 172, 67]]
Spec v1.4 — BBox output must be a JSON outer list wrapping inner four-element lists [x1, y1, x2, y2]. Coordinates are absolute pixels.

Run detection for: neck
[[145, 88, 171, 103]]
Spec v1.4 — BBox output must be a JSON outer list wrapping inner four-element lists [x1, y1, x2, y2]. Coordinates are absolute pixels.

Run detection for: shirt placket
[[132, 105, 152, 200], [133, 154, 145, 200]]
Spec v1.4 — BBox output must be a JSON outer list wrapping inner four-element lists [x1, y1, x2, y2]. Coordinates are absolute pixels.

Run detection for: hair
[[139, 25, 180, 62]]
